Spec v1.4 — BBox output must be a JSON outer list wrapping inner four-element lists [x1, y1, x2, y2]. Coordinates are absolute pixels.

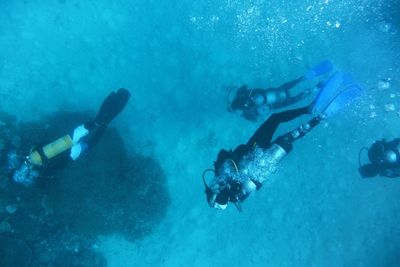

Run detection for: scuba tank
[[265, 90, 287, 105], [238, 143, 288, 185], [264, 143, 287, 166], [28, 135, 73, 166]]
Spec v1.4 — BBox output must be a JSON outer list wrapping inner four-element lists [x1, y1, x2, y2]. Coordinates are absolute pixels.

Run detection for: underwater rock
[[5, 204, 17, 214], [6, 150, 20, 172], [0, 111, 170, 265], [12, 163, 39, 186], [51, 249, 107, 267], [0, 139, 4, 151], [0, 221, 11, 233], [0, 235, 32, 267], [40, 195, 53, 215], [11, 136, 21, 148], [381, 0, 400, 31]]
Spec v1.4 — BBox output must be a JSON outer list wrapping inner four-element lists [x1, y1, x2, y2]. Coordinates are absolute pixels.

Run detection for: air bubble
[[378, 80, 390, 90], [385, 103, 395, 112]]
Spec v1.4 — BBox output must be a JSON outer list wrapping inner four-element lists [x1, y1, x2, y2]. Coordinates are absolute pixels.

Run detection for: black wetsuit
[[212, 106, 322, 207], [82, 88, 130, 149], [15, 89, 131, 179], [230, 78, 312, 122]]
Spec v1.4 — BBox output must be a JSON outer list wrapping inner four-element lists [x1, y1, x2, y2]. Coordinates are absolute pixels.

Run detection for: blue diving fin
[[323, 82, 363, 117], [303, 60, 334, 80], [310, 71, 363, 116]]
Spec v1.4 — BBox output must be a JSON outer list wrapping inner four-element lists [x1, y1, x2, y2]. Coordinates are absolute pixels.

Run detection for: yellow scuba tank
[[28, 135, 74, 166]]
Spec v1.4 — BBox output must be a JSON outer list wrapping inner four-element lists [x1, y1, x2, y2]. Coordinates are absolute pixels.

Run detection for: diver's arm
[[359, 164, 380, 178], [274, 77, 303, 91]]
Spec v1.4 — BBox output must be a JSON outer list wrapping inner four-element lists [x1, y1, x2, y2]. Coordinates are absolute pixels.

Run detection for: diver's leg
[[274, 116, 322, 153], [94, 88, 131, 126], [276, 77, 303, 91], [84, 88, 130, 138], [78, 89, 130, 152], [86, 125, 107, 149], [246, 106, 309, 148], [270, 89, 312, 110]]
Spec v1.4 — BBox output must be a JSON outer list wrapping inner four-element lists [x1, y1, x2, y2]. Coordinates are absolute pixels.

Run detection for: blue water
[[0, 0, 399, 266]]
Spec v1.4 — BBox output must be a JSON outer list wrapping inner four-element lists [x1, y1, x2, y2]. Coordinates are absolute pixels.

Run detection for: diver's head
[[229, 86, 250, 111], [203, 168, 228, 210], [205, 186, 228, 210], [368, 140, 398, 164], [368, 141, 385, 164]]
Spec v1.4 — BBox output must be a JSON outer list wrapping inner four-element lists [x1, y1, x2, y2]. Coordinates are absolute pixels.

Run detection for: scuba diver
[[11, 88, 131, 186], [359, 139, 400, 178], [204, 71, 363, 211], [228, 60, 334, 122]]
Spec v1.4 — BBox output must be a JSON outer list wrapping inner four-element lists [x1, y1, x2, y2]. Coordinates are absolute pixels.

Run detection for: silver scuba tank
[[237, 143, 288, 184], [265, 143, 287, 166], [265, 90, 287, 105]]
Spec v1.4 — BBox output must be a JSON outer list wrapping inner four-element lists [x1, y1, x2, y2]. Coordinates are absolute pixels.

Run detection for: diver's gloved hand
[[70, 143, 82, 160], [70, 142, 89, 160], [72, 124, 89, 143], [70, 124, 89, 161]]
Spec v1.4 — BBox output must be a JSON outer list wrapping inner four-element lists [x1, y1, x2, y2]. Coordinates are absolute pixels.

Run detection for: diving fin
[[309, 71, 363, 116], [323, 83, 363, 117], [303, 60, 334, 80], [94, 88, 131, 125]]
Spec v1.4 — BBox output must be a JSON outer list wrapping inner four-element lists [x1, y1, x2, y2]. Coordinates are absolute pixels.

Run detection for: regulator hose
[[202, 168, 215, 188]]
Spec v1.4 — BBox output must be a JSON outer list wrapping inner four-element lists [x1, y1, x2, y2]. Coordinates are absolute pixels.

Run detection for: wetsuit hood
[[368, 141, 386, 164]]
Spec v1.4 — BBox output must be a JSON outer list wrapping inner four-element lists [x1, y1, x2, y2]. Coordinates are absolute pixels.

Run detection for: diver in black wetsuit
[[228, 78, 314, 122], [359, 139, 400, 178], [228, 60, 334, 122], [11, 89, 130, 186], [204, 106, 322, 210], [207, 68, 363, 211]]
